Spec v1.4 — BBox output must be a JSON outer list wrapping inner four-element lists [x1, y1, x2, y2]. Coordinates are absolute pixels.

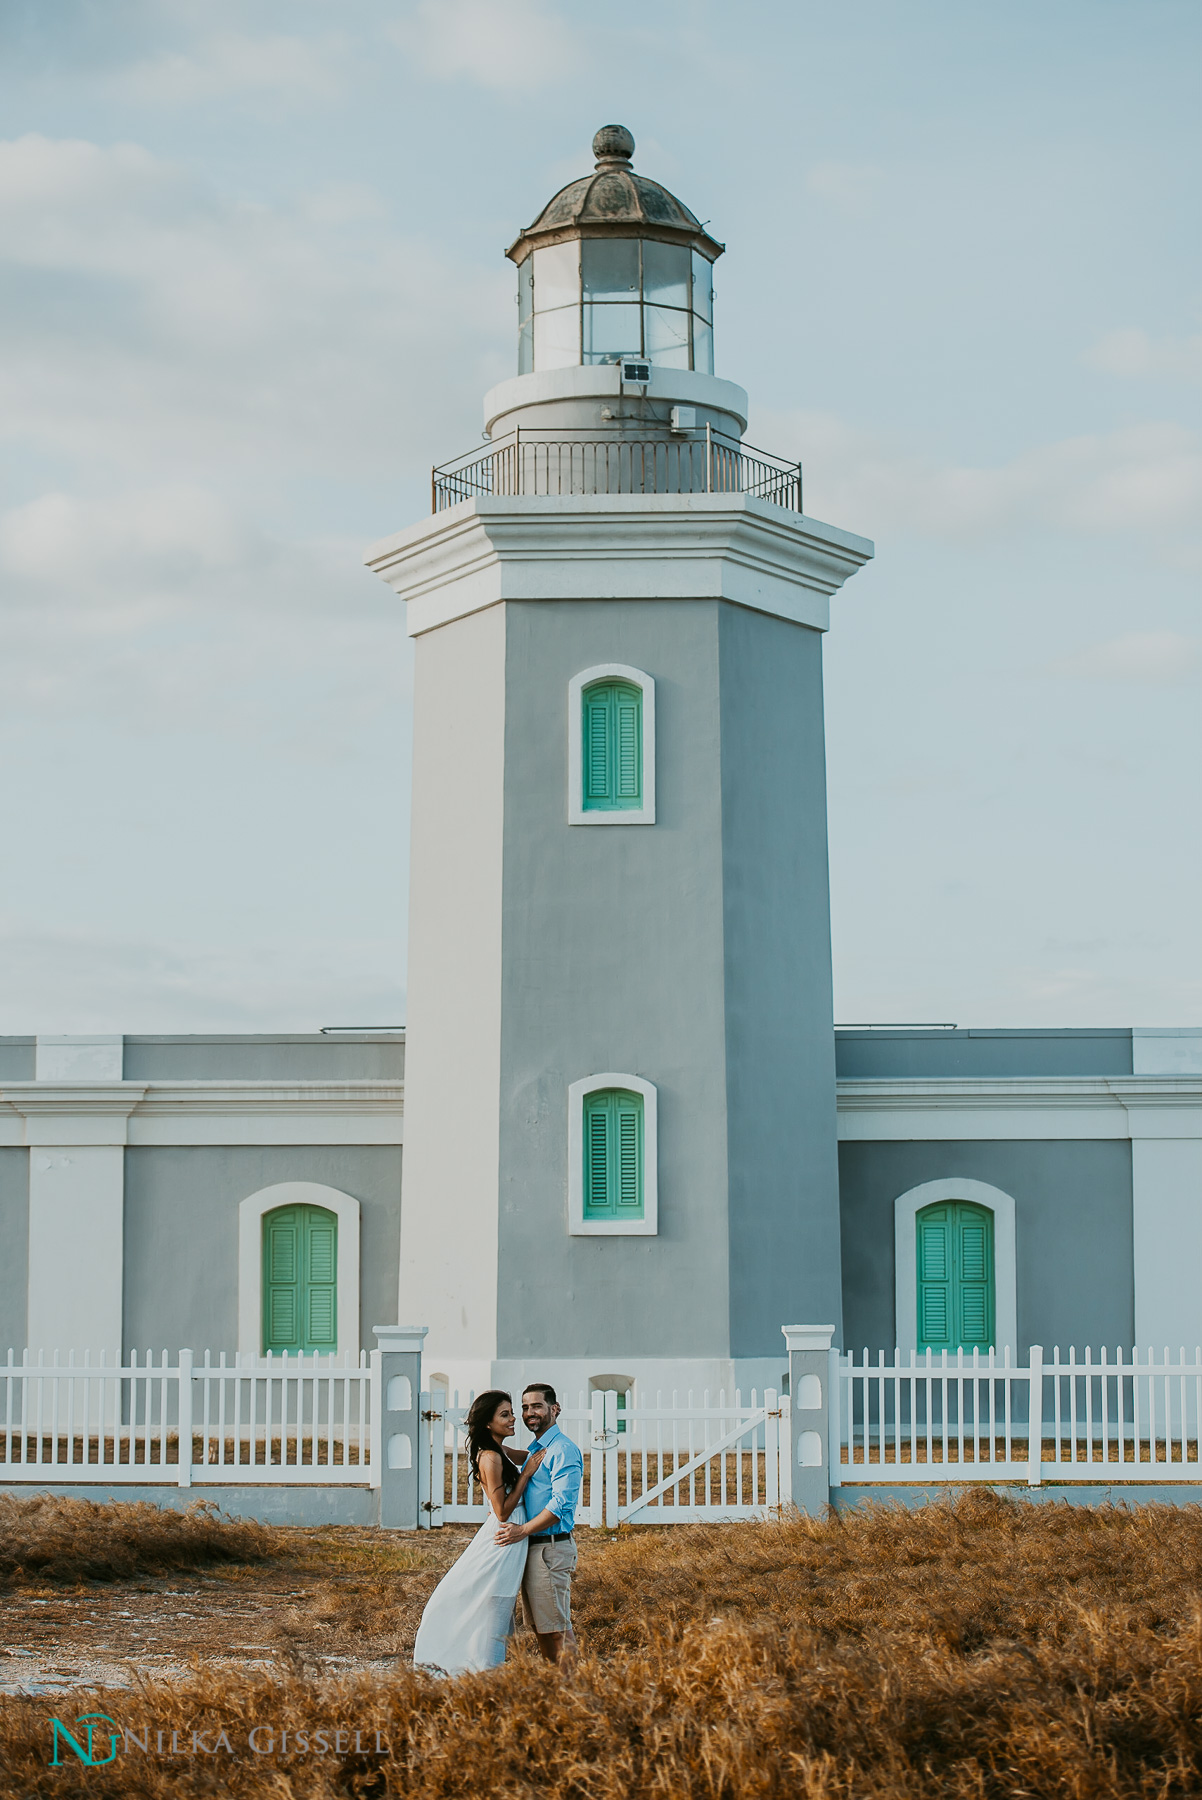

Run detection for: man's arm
[[495, 1440, 576, 1544], [495, 1502, 559, 1545]]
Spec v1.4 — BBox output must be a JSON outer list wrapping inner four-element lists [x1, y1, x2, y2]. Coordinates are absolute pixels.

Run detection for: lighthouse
[[367, 127, 873, 1401]]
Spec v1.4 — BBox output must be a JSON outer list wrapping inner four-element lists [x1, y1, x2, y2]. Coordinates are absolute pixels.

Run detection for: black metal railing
[[431, 425, 802, 514]]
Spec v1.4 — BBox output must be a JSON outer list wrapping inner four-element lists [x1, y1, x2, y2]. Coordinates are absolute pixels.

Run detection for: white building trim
[[894, 1178, 1018, 1355], [35, 1035, 123, 1080], [238, 1182, 361, 1357], [0, 1082, 403, 1149], [567, 1073, 658, 1237], [365, 494, 874, 640], [482, 365, 750, 438], [1132, 1029, 1202, 1074], [567, 664, 656, 826], [837, 1075, 1202, 1141]]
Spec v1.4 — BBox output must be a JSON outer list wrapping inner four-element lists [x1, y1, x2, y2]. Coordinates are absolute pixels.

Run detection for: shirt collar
[[533, 1421, 562, 1446]]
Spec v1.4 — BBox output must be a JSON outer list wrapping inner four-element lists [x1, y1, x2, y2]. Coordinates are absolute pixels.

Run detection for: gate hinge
[[421, 1500, 438, 1512], [421, 1409, 443, 1422]]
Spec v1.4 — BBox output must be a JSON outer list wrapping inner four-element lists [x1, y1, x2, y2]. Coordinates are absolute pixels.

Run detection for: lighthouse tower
[[367, 128, 873, 1399]]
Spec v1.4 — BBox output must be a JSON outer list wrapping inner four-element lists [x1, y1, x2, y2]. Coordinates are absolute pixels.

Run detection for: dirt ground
[[0, 1525, 481, 1696]]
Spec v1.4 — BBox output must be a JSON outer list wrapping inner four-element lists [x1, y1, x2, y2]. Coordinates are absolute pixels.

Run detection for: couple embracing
[[413, 1383, 583, 1676]]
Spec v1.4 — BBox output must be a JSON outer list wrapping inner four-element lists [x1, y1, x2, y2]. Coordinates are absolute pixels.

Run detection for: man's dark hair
[[523, 1382, 557, 1407]]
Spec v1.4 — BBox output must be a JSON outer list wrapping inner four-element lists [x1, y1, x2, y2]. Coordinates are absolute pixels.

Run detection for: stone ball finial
[[592, 124, 635, 167]]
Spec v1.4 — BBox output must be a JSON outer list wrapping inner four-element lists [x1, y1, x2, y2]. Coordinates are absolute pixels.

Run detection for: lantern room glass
[[520, 237, 715, 374]]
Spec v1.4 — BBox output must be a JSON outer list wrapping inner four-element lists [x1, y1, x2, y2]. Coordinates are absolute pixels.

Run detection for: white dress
[[413, 1485, 528, 1675]]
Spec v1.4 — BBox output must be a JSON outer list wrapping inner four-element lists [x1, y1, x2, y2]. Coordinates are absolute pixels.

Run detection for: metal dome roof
[[506, 126, 724, 266]]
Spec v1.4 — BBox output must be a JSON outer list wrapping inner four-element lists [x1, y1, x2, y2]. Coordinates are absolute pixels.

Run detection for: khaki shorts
[[522, 1536, 576, 1635]]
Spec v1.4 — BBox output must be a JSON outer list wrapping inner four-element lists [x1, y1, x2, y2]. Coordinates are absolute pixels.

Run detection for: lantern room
[[507, 125, 724, 376]]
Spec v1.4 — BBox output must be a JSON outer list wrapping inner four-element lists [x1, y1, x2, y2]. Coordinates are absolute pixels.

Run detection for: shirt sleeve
[[547, 1441, 583, 1522]]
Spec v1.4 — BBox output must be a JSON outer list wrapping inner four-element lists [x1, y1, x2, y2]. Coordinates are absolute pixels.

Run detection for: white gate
[[418, 1389, 791, 1527]]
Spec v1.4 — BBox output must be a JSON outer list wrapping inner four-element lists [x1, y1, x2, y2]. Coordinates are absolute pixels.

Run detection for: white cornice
[[4, 1083, 148, 1115], [836, 1076, 1202, 1143], [0, 1081, 404, 1149], [365, 494, 874, 638]]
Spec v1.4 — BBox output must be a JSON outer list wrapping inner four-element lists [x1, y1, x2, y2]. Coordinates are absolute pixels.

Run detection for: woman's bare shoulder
[[477, 1444, 502, 1466]]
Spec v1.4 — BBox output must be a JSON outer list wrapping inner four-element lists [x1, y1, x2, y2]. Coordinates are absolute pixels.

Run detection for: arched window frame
[[238, 1182, 360, 1358], [893, 1179, 1017, 1355], [567, 665, 656, 826], [567, 1073, 658, 1236]]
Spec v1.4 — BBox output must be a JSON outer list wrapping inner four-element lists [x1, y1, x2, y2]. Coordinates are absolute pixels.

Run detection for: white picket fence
[[0, 1349, 377, 1487], [833, 1345, 1202, 1485], [418, 1388, 791, 1527], [8, 1343, 1201, 1510]]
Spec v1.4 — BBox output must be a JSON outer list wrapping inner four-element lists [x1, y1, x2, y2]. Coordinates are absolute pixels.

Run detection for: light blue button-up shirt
[[523, 1421, 583, 1535]]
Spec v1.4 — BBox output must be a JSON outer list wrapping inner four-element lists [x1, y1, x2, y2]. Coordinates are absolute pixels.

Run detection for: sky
[[1, 0, 1198, 1033]]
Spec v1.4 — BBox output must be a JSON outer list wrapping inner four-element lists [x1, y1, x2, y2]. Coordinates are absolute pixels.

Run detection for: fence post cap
[[782, 1324, 837, 1352], [373, 1325, 429, 1353]]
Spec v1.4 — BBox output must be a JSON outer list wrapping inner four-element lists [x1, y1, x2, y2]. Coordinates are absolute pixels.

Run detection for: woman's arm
[[479, 1447, 544, 1522]]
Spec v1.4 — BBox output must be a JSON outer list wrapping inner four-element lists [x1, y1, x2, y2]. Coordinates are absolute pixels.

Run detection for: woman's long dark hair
[[466, 1389, 518, 1491]]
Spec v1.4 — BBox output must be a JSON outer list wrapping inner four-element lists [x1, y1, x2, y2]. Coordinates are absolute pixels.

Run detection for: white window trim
[[894, 1178, 1017, 1356], [238, 1182, 361, 1358], [568, 1073, 658, 1236], [567, 664, 656, 826]]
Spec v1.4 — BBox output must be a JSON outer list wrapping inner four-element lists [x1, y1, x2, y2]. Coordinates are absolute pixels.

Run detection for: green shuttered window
[[916, 1201, 995, 1352], [583, 1089, 645, 1220], [262, 1204, 338, 1354], [581, 680, 642, 811]]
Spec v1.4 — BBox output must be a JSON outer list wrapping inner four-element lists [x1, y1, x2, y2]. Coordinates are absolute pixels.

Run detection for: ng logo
[[50, 1713, 119, 1766]]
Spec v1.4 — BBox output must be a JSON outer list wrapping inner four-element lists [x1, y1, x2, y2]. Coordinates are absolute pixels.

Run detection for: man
[[494, 1382, 583, 1663]]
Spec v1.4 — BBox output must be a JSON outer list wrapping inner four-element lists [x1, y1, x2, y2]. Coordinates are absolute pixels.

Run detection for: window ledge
[[570, 808, 656, 827]]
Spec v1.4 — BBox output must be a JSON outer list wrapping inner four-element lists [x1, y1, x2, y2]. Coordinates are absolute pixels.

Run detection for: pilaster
[[374, 1325, 427, 1529], [783, 1324, 836, 1516], [9, 1085, 144, 1355]]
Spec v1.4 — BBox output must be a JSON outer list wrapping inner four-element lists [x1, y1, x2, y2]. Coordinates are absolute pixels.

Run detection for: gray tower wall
[[496, 598, 730, 1359], [494, 597, 841, 1361], [719, 604, 842, 1352]]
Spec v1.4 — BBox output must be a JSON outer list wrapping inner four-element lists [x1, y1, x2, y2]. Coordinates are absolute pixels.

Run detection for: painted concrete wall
[[28, 1146, 124, 1353], [1132, 1137, 1202, 1351], [719, 603, 842, 1351], [838, 1139, 1133, 1354], [0, 1041, 35, 1081], [0, 1150, 28, 1349], [122, 1035, 404, 1081], [122, 1146, 401, 1354], [835, 1029, 1133, 1079], [496, 598, 731, 1361], [398, 602, 506, 1375], [493, 597, 841, 1361]]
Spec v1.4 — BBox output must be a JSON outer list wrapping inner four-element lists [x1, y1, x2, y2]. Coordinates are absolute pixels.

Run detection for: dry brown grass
[[0, 1494, 282, 1587], [1, 1489, 1201, 1796]]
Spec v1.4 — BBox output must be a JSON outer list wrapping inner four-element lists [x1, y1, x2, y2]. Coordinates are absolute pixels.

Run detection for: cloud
[[0, 919, 405, 1034], [0, 133, 508, 480], [0, 486, 250, 596], [117, 30, 348, 105], [391, 0, 580, 90], [1052, 631, 1202, 685], [755, 408, 1202, 543], [0, 481, 411, 744], [1085, 328, 1202, 385]]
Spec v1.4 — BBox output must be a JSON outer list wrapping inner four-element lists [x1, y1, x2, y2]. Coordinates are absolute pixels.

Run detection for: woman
[[412, 1390, 545, 1675]]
